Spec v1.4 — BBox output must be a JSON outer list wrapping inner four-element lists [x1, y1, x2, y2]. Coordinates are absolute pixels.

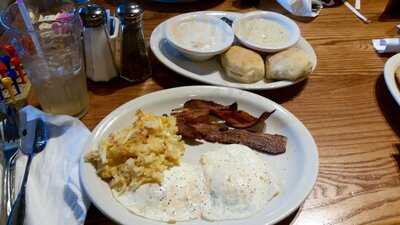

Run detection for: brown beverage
[[381, 0, 400, 19]]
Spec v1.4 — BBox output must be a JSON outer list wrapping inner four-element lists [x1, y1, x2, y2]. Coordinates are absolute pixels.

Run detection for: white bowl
[[232, 11, 301, 53], [165, 14, 234, 61], [384, 53, 400, 106]]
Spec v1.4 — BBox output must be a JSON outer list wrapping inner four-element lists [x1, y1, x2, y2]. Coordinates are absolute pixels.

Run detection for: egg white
[[200, 144, 280, 221], [113, 163, 209, 222]]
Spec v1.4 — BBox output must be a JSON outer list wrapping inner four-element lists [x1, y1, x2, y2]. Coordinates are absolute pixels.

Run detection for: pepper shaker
[[116, 2, 152, 82]]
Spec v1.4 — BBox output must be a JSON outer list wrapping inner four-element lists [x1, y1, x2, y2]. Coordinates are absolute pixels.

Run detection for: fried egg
[[113, 163, 209, 222], [113, 144, 280, 222], [200, 144, 280, 221]]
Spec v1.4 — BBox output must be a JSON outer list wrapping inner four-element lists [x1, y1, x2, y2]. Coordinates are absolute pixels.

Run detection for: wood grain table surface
[[82, 0, 400, 224]]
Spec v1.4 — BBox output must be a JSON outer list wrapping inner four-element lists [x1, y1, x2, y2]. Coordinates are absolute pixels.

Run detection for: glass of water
[[0, 1, 89, 118]]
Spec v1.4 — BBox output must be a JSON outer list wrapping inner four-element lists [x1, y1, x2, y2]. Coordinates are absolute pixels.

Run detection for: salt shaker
[[116, 2, 152, 82], [79, 4, 118, 82]]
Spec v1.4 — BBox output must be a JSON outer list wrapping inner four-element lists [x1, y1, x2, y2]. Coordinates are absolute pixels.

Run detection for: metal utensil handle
[[8, 153, 18, 206], [6, 155, 32, 225], [0, 154, 19, 224], [1, 106, 24, 223], [1, 152, 18, 223], [0, 161, 12, 224]]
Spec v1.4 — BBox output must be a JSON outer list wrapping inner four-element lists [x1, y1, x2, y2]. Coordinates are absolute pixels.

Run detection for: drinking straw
[[343, 1, 370, 24], [16, 0, 45, 57]]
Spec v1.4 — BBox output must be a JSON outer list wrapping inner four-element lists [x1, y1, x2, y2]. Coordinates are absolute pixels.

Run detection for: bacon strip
[[183, 99, 237, 111], [181, 99, 271, 130], [213, 110, 275, 131], [172, 100, 287, 154], [191, 123, 286, 154]]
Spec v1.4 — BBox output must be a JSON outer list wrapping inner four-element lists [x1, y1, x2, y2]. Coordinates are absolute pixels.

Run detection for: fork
[[0, 104, 22, 224], [7, 109, 26, 205]]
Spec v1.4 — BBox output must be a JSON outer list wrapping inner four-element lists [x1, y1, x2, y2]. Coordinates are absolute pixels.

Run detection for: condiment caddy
[[78, 2, 152, 83]]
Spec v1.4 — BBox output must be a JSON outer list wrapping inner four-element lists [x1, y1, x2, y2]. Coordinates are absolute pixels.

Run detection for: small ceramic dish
[[165, 14, 234, 61], [384, 53, 400, 106], [232, 11, 300, 53]]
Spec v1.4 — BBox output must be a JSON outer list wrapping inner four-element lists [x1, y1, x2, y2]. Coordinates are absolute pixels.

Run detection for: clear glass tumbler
[[0, 1, 89, 117]]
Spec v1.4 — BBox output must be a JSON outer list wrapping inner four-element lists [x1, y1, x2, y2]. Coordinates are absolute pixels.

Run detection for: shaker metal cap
[[78, 4, 106, 27], [117, 2, 143, 24]]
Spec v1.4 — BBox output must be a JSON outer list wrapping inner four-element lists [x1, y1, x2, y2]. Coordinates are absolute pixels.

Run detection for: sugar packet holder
[[276, 0, 322, 17], [372, 38, 400, 54]]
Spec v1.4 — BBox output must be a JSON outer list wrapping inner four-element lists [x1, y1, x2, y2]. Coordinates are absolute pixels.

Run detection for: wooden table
[[83, 0, 400, 224]]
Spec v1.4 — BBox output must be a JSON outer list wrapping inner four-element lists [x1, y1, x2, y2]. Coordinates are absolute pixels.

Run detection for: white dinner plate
[[80, 86, 319, 225], [384, 53, 400, 106], [150, 11, 317, 90]]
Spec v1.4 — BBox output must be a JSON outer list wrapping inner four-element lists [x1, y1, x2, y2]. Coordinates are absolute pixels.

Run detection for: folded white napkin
[[372, 38, 400, 54], [12, 106, 91, 225], [276, 0, 322, 17]]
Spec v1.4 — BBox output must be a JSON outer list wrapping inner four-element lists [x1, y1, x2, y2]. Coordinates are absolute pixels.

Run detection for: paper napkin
[[12, 106, 91, 225]]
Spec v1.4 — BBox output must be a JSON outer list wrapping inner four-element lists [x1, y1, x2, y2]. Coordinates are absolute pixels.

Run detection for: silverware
[[10, 111, 26, 201], [0, 104, 24, 225], [7, 118, 48, 225]]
